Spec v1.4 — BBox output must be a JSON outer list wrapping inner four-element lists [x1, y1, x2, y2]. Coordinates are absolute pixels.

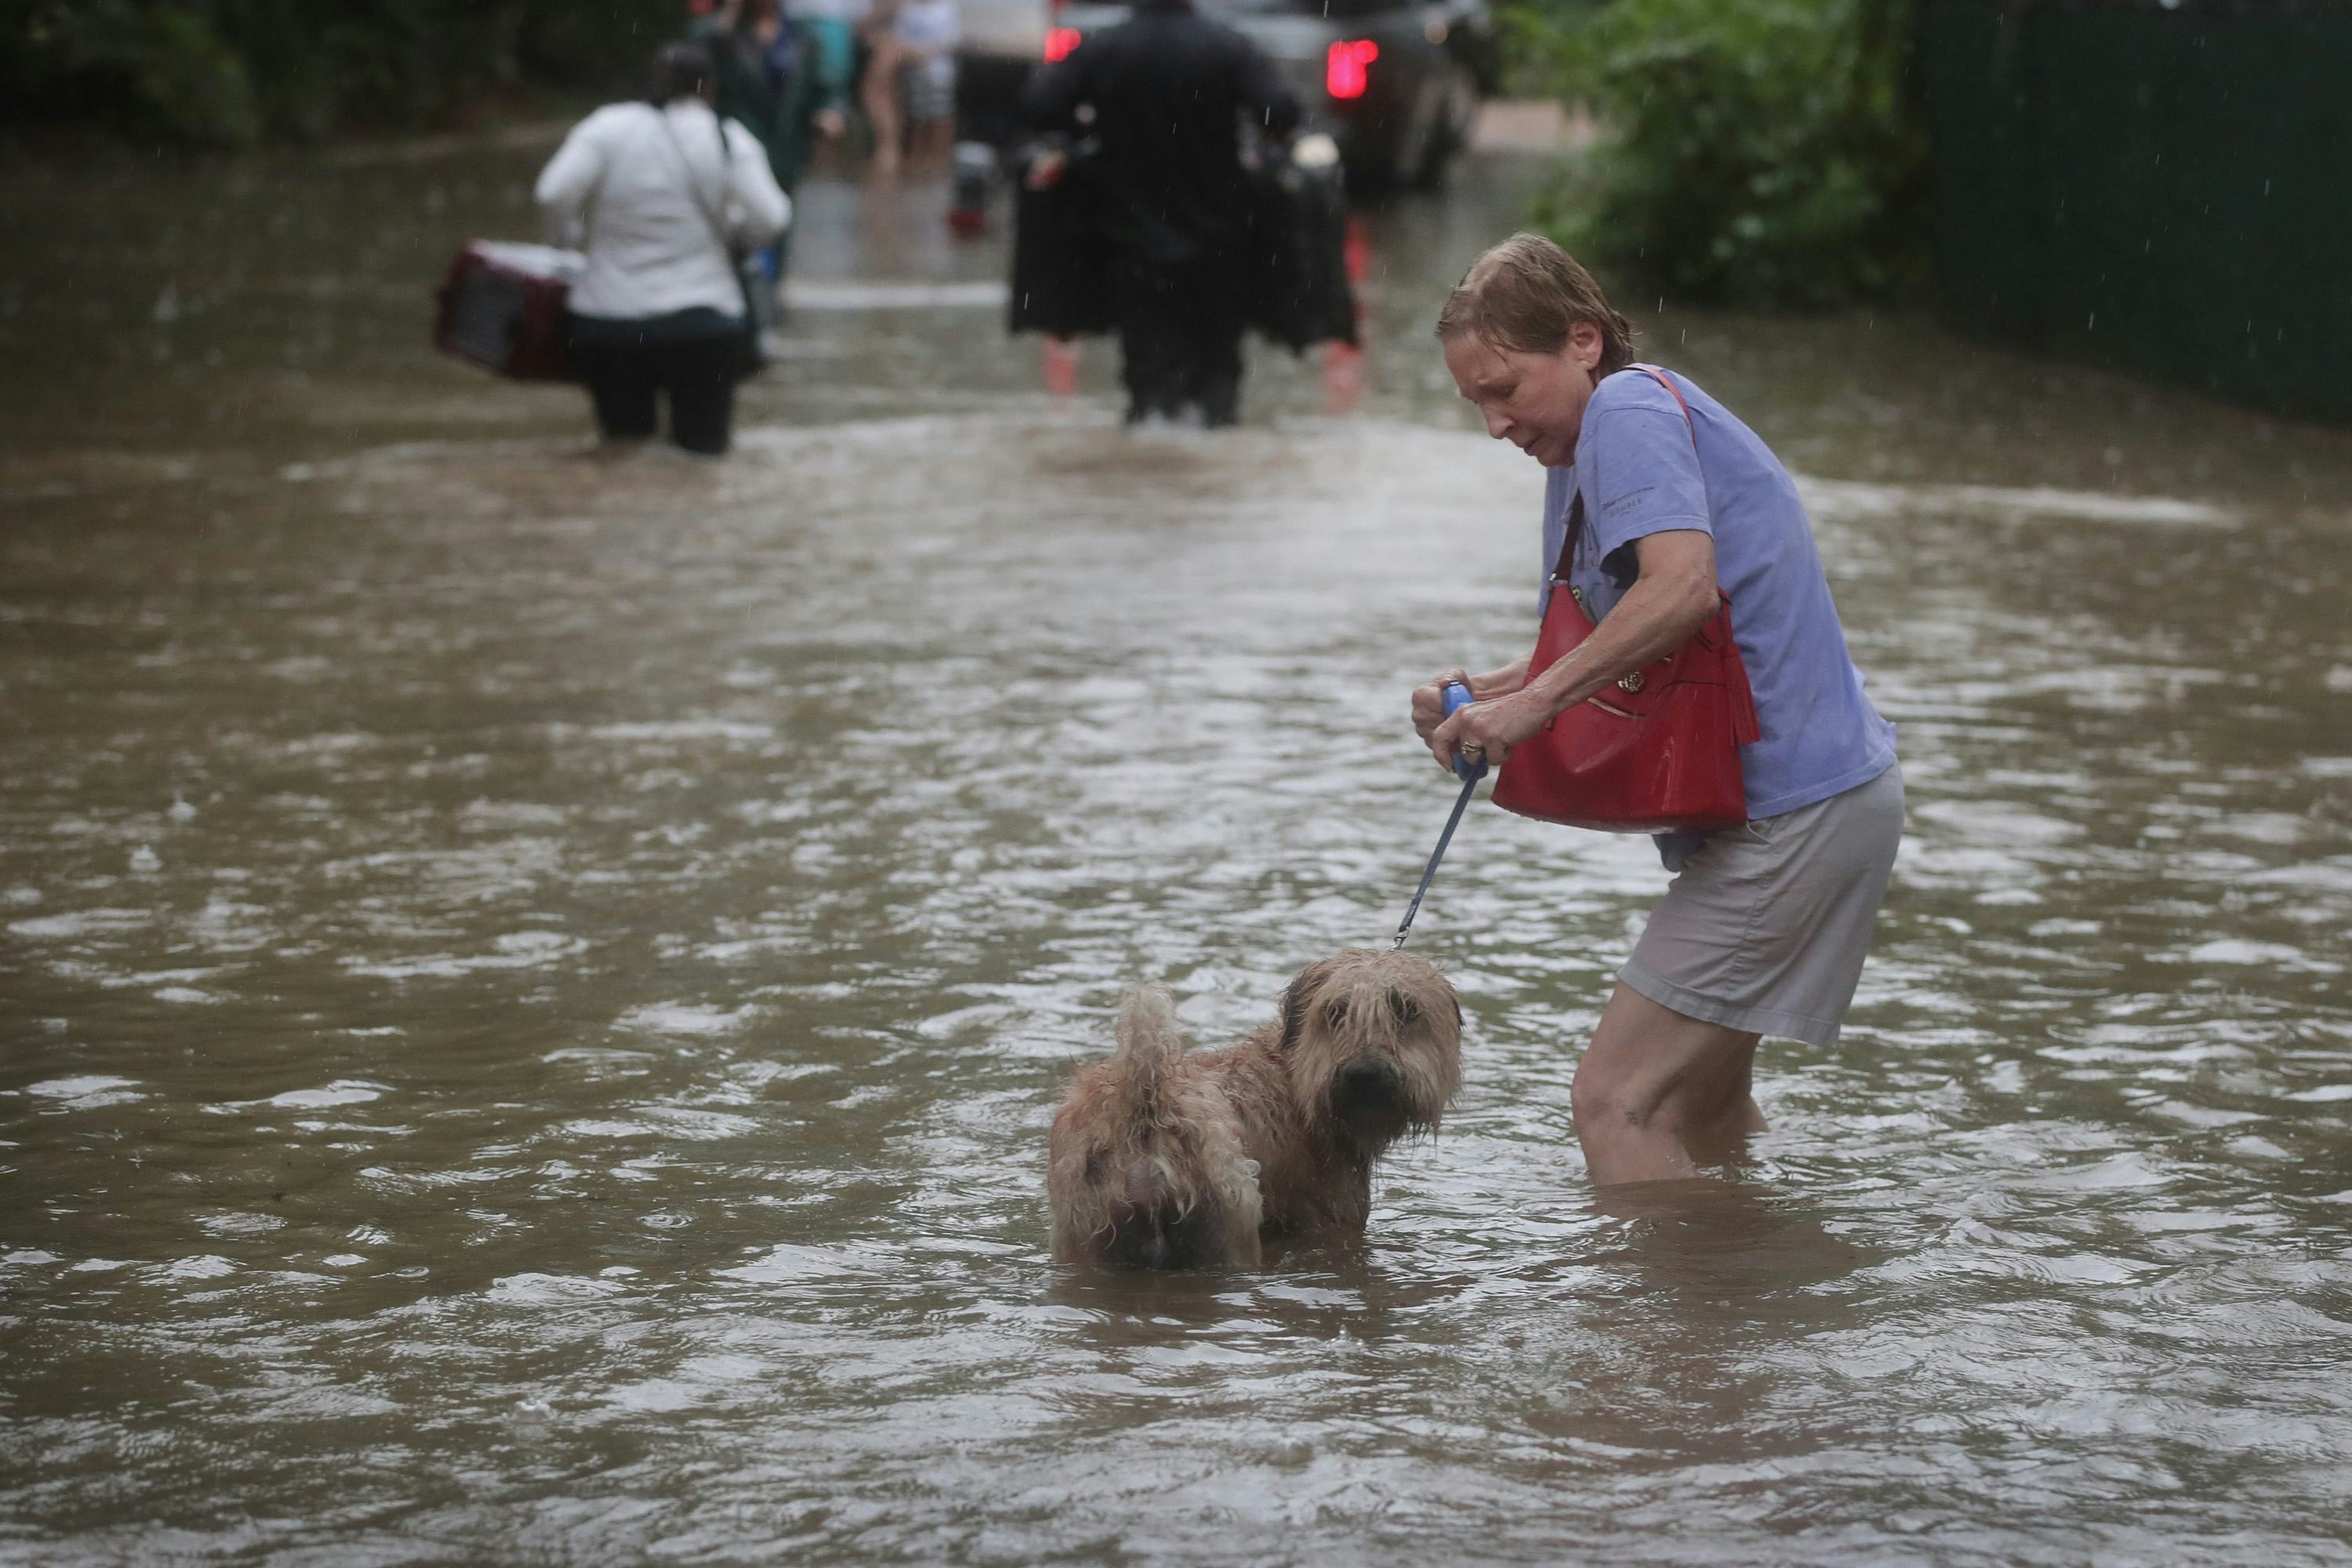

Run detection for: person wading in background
[[786, 0, 868, 108], [890, 0, 960, 173], [694, 0, 850, 294], [1021, 0, 1299, 427], [535, 43, 789, 456]]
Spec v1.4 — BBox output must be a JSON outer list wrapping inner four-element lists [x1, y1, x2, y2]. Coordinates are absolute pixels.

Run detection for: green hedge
[[3, 0, 685, 147], [1512, 0, 1929, 307], [1918, 0, 2352, 425]]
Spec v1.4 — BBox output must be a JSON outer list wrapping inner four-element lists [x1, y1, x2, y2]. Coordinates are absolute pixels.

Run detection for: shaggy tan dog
[[1047, 949, 1464, 1268]]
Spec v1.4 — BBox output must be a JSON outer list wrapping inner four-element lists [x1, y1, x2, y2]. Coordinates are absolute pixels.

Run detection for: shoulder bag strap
[[652, 104, 742, 263], [1549, 365, 1700, 582], [1551, 492, 1584, 586], [1636, 365, 1698, 447]]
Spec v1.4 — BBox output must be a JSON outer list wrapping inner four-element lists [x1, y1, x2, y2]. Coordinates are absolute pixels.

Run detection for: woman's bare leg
[[863, 44, 903, 175], [914, 114, 953, 170], [1570, 983, 1766, 1185]]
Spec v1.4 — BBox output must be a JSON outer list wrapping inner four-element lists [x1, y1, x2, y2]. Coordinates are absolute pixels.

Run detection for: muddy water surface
[[4, 141, 2352, 1566]]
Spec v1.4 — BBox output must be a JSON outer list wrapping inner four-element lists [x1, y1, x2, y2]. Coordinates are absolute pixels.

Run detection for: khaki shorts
[[1618, 763, 1904, 1047]]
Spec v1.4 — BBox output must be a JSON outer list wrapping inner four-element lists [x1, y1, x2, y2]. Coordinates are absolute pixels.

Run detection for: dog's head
[[1276, 948, 1462, 1157]]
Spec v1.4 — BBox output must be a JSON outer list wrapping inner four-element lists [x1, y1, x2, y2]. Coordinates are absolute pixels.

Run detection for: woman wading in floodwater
[[535, 44, 789, 456], [1415, 234, 1902, 1187]]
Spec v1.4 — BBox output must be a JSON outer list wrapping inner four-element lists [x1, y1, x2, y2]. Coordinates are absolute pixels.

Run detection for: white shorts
[[1618, 763, 1904, 1046]]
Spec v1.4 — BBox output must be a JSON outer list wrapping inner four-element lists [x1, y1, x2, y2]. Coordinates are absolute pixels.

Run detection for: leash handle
[[1445, 681, 1486, 782], [1394, 681, 1485, 950]]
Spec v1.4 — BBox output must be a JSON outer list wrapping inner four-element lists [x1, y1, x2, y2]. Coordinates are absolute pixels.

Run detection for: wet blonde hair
[[1434, 232, 1636, 373]]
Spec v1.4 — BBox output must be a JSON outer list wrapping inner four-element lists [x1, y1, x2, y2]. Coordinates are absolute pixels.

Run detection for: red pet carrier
[[432, 241, 585, 383]]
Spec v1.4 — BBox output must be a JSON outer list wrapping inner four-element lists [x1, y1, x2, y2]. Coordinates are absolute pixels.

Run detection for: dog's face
[[1277, 949, 1462, 1157]]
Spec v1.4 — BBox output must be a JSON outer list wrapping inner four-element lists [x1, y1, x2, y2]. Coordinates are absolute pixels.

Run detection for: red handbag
[[1490, 368, 1762, 834]]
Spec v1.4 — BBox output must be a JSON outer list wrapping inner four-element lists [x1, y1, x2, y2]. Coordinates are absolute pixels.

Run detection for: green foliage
[[2, 0, 683, 147], [1512, 0, 1929, 307], [8, 2, 260, 147]]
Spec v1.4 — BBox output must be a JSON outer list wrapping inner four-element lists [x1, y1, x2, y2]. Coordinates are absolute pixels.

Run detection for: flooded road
[[5, 137, 2352, 1565]]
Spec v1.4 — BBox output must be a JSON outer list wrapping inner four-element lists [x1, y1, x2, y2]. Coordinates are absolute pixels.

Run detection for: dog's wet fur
[[1047, 949, 1464, 1269]]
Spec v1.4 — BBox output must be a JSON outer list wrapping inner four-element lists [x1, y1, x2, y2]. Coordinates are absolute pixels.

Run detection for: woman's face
[[1443, 321, 1605, 469]]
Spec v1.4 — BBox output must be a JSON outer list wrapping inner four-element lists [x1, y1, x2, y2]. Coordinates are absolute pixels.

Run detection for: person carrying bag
[[1414, 233, 1903, 1191], [533, 42, 789, 456], [654, 103, 774, 379]]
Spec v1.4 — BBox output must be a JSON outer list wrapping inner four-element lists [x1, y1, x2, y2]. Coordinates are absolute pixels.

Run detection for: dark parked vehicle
[[959, 0, 1500, 194]]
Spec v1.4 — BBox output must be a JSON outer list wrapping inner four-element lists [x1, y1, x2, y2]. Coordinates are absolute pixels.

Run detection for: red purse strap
[[1638, 365, 1698, 446], [1549, 365, 1698, 583], [1552, 493, 1584, 585]]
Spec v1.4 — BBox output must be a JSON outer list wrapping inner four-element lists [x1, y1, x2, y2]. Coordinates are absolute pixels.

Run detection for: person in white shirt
[[534, 43, 790, 455]]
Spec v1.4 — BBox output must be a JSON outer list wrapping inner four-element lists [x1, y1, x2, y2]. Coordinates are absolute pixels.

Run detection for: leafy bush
[[1513, 0, 1929, 307], [3, 0, 683, 147], [7, 2, 260, 147]]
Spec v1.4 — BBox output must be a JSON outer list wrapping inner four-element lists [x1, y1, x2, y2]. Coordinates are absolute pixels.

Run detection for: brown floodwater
[[3, 134, 2350, 1566]]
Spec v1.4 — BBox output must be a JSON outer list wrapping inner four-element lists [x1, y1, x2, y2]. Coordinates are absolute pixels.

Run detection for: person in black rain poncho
[[1021, 0, 1301, 427]]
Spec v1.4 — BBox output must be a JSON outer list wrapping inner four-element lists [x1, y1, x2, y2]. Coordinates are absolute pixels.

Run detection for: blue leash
[[1392, 682, 1483, 949]]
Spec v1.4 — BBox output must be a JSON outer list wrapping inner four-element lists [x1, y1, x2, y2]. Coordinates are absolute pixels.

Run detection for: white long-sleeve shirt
[[534, 100, 790, 321]]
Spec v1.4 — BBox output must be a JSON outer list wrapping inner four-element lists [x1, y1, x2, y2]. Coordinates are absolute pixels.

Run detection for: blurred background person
[[891, 0, 960, 172], [535, 42, 789, 456], [786, 0, 870, 133], [693, 0, 849, 299], [1022, 0, 1298, 427]]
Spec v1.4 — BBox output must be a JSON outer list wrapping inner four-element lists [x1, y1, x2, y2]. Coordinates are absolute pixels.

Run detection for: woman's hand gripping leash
[[1393, 683, 1484, 949]]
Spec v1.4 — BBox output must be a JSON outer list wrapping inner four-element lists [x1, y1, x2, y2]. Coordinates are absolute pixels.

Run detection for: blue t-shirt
[[1539, 365, 1896, 821]]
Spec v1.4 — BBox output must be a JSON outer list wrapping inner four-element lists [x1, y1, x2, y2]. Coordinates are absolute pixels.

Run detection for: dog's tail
[[1109, 985, 1194, 1229], [1111, 985, 1187, 1101]]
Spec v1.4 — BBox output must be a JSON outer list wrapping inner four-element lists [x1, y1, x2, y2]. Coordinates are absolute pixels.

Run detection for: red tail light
[[1327, 39, 1377, 100], [1044, 27, 1081, 61]]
